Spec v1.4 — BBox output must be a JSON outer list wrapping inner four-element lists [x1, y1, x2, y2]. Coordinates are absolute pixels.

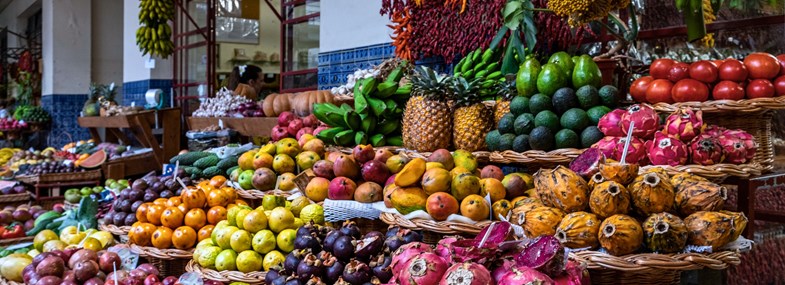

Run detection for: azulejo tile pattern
[[41, 94, 90, 147], [123, 79, 173, 107]]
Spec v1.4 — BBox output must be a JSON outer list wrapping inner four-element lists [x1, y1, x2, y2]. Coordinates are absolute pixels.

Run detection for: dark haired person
[[227, 65, 263, 100]]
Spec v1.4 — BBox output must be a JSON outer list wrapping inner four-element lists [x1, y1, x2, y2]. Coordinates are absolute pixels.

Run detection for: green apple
[[104, 179, 116, 186], [65, 189, 82, 203], [80, 188, 92, 196], [238, 170, 255, 190], [118, 179, 129, 186], [92, 186, 104, 194]]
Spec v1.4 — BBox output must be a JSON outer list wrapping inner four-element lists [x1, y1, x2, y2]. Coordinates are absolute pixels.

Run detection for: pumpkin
[[293, 90, 335, 117], [272, 94, 291, 116], [263, 93, 277, 117]]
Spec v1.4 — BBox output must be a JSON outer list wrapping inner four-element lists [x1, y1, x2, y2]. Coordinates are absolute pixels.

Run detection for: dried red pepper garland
[[532, 0, 596, 53]]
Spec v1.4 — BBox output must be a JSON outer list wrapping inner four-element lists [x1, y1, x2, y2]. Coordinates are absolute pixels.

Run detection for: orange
[[221, 187, 237, 202], [185, 208, 207, 230], [207, 206, 228, 225], [210, 176, 227, 188], [146, 204, 166, 226], [161, 207, 185, 229], [172, 226, 197, 249], [151, 227, 174, 249], [166, 197, 183, 208], [207, 189, 230, 208], [235, 199, 249, 207], [136, 203, 150, 223], [181, 187, 207, 210], [131, 222, 156, 246], [198, 180, 212, 190], [226, 203, 238, 210], [198, 225, 214, 241], [154, 198, 168, 206]]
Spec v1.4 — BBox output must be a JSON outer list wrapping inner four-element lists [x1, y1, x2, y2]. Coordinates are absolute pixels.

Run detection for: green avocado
[[529, 126, 555, 151], [509, 96, 530, 116], [516, 58, 542, 97], [581, 126, 605, 148], [555, 129, 580, 149], [514, 113, 536, 135], [576, 85, 601, 109], [498, 133, 517, 151], [536, 63, 569, 96], [548, 52, 575, 80], [485, 130, 502, 151], [552, 87, 579, 115], [560, 108, 590, 132], [572, 55, 603, 88], [529, 94, 553, 115], [599, 85, 620, 108], [586, 106, 612, 125], [497, 113, 516, 134], [534, 110, 560, 133], [512, 134, 531, 152]]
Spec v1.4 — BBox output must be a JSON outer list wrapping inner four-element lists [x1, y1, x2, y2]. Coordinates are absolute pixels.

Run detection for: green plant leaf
[[503, 1, 525, 30], [521, 3, 537, 51], [490, 26, 509, 50], [684, 0, 706, 42]]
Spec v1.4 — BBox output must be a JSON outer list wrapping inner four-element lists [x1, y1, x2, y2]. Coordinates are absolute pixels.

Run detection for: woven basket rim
[[379, 212, 493, 235], [129, 244, 194, 259], [99, 222, 131, 236], [570, 250, 741, 272], [185, 259, 266, 284], [651, 96, 785, 114], [0, 236, 34, 247]]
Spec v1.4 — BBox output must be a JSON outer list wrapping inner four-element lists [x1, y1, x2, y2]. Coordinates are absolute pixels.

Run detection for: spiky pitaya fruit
[[689, 137, 724, 165], [497, 266, 555, 285], [391, 242, 433, 274], [723, 129, 757, 161], [621, 104, 660, 139], [702, 125, 726, 137], [399, 252, 449, 285], [718, 134, 749, 164], [592, 136, 619, 159], [438, 262, 492, 285], [434, 236, 461, 262], [647, 132, 689, 166], [569, 148, 604, 179], [598, 109, 626, 137], [662, 109, 704, 142], [613, 136, 647, 164]]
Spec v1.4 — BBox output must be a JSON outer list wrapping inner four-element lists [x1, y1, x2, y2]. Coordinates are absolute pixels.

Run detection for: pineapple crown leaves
[[494, 74, 518, 100], [410, 66, 450, 100], [449, 76, 484, 107]]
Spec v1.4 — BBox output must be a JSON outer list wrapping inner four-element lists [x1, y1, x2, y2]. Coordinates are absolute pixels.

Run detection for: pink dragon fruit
[[723, 129, 757, 161], [702, 125, 726, 137], [391, 242, 433, 274], [434, 236, 461, 262], [553, 259, 590, 285], [718, 134, 749, 164], [689, 137, 724, 165], [598, 109, 626, 137], [620, 104, 661, 139], [497, 266, 555, 285], [514, 235, 566, 277], [591, 136, 620, 159], [612, 136, 647, 164], [492, 259, 516, 283], [646, 132, 689, 166], [399, 252, 449, 285], [662, 109, 704, 142], [569, 148, 604, 179], [438, 262, 492, 285], [451, 222, 512, 264]]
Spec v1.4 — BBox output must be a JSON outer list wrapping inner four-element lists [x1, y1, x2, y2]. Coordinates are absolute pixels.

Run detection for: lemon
[[268, 207, 294, 233], [33, 230, 59, 252], [230, 230, 252, 252], [251, 230, 276, 254], [216, 226, 239, 250], [89, 231, 114, 248], [275, 229, 296, 253], [235, 250, 263, 273], [81, 237, 103, 251], [262, 250, 285, 271], [292, 218, 304, 230], [235, 209, 252, 230], [242, 210, 268, 233], [215, 249, 238, 271], [227, 207, 243, 226], [43, 240, 67, 252], [197, 238, 215, 250], [300, 204, 324, 225], [198, 246, 222, 269]]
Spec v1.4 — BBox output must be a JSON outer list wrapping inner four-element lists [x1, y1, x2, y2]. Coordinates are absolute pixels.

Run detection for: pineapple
[[402, 66, 453, 152], [494, 74, 518, 126], [451, 76, 494, 152]]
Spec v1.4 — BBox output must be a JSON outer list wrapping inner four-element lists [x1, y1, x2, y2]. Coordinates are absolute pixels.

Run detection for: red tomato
[[689, 61, 719, 83], [718, 59, 749, 82], [630, 76, 654, 103], [650, 58, 676, 79], [668, 62, 690, 82], [712, 81, 745, 100], [711, 59, 726, 67], [744, 53, 781, 79], [774, 75, 785, 96], [777, 54, 785, 76], [671, 79, 709, 102], [645, 79, 675, 103], [746, 79, 775, 98]]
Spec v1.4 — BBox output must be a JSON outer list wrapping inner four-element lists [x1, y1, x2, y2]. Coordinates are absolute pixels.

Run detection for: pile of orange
[[129, 175, 248, 250]]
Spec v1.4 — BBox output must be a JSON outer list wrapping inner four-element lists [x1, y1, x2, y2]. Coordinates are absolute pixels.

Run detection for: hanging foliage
[[532, 0, 596, 53]]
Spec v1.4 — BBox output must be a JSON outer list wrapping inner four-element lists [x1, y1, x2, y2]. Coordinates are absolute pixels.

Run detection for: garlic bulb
[[193, 88, 251, 117]]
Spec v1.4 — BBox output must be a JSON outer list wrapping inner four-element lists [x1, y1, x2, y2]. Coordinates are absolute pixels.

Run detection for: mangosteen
[[294, 233, 322, 253], [131, 201, 144, 213], [119, 189, 131, 200], [181, 177, 192, 185], [383, 235, 405, 253], [354, 235, 383, 261], [296, 253, 324, 283], [143, 190, 159, 202], [271, 275, 288, 285], [159, 190, 174, 199], [112, 199, 122, 210], [131, 179, 148, 191], [265, 269, 282, 285], [129, 188, 144, 201], [175, 188, 183, 196], [124, 214, 137, 226], [284, 250, 306, 273], [342, 259, 371, 285], [164, 179, 177, 190], [363, 231, 383, 240], [400, 229, 423, 243], [304, 276, 327, 285], [151, 181, 164, 192], [332, 236, 355, 262], [323, 256, 344, 283], [176, 168, 187, 178], [323, 230, 343, 253], [296, 222, 319, 239], [103, 212, 115, 224], [119, 200, 132, 212], [369, 254, 392, 283], [339, 221, 361, 239], [112, 212, 127, 226]]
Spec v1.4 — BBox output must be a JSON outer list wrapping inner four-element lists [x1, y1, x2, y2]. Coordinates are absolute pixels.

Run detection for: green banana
[[340, 103, 354, 113], [454, 57, 467, 74], [375, 82, 398, 98], [334, 130, 356, 146], [481, 48, 494, 63], [360, 114, 377, 134], [377, 120, 399, 135], [386, 136, 404, 146], [313, 103, 348, 128], [486, 71, 503, 80], [471, 48, 482, 62], [481, 80, 496, 89], [316, 127, 346, 143], [472, 62, 487, 73], [385, 67, 404, 83], [370, 134, 386, 147], [354, 92, 370, 115], [463, 70, 475, 79], [366, 97, 387, 117], [461, 55, 474, 73], [355, 131, 369, 145], [486, 62, 500, 72], [475, 70, 488, 79], [384, 99, 399, 115], [343, 111, 362, 131], [395, 83, 412, 95], [359, 77, 378, 96]]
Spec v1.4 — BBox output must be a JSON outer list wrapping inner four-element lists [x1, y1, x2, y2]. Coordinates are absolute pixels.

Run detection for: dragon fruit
[[569, 148, 604, 179], [514, 235, 566, 276], [723, 129, 757, 161], [399, 252, 449, 285], [451, 222, 512, 264], [663, 109, 704, 142], [434, 236, 461, 262], [702, 125, 726, 137], [497, 266, 555, 285], [591, 136, 619, 159], [438, 263, 492, 285], [492, 259, 516, 283], [647, 132, 689, 166], [391, 242, 433, 274], [718, 134, 749, 164], [552, 259, 590, 285], [612, 136, 647, 164], [598, 109, 626, 137], [620, 104, 660, 139], [689, 137, 724, 165]]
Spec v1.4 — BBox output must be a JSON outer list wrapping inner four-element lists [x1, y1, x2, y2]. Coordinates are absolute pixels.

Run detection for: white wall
[[0, 0, 40, 48], [122, 0, 149, 82], [319, 0, 392, 53], [91, 0, 124, 85], [42, 0, 91, 95]]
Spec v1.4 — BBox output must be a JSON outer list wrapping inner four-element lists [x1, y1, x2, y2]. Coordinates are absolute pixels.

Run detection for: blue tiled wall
[[41, 94, 91, 147], [123, 79, 172, 107]]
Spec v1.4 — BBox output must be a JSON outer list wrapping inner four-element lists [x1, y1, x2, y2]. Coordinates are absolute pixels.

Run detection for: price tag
[[218, 119, 224, 130], [177, 272, 204, 285], [163, 164, 176, 176], [108, 247, 139, 270]]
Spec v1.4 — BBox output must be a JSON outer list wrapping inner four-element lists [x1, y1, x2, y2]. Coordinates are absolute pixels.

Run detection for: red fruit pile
[[271, 111, 327, 141], [631, 53, 785, 103], [0, 118, 27, 130]]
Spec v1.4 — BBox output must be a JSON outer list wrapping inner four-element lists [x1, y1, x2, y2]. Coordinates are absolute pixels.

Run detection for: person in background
[[227, 65, 263, 100]]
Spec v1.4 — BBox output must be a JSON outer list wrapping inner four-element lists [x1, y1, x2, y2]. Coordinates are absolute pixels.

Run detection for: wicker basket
[[651, 97, 785, 114], [186, 260, 266, 285], [99, 222, 130, 243], [0, 236, 33, 246], [571, 250, 741, 285], [489, 149, 584, 165], [0, 192, 32, 204], [0, 276, 21, 285], [130, 244, 194, 277], [379, 212, 492, 242], [235, 170, 314, 200], [15, 169, 102, 184]]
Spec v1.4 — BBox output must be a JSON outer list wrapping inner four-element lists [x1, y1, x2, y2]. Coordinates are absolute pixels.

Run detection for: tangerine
[[198, 225, 214, 241], [151, 227, 174, 249], [166, 197, 183, 207], [161, 207, 185, 229], [177, 203, 188, 214], [198, 180, 212, 190], [210, 176, 227, 188], [207, 189, 231, 208], [146, 204, 166, 226], [221, 187, 237, 202], [131, 223, 156, 246], [154, 198, 168, 206], [172, 226, 197, 249], [181, 187, 207, 210], [235, 199, 249, 207], [185, 208, 207, 230], [136, 203, 150, 223], [226, 203, 238, 210], [207, 206, 228, 225]]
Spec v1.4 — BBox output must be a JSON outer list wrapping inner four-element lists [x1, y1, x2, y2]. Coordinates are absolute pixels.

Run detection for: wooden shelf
[[187, 116, 278, 138]]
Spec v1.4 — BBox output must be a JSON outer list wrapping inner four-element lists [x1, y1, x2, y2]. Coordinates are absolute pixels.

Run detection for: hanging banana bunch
[[136, 0, 175, 58], [699, 0, 716, 47]]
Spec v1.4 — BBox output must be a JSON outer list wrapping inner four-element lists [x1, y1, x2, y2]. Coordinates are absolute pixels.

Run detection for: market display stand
[[729, 173, 785, 237], [78, 108, 181, 173], [187, 116, 279, 138], [15, 170, 102, 209]]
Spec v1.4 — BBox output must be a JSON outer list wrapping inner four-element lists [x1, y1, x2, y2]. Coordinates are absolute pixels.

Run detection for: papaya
[[536, 63, 568, 96], [516, 57, 542, 97], [572, 55, 603, 88], [390, 187, 428, 214], [548, 52, 575, 79]]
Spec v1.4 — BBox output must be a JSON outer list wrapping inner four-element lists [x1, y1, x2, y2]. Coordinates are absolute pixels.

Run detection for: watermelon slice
[[80, 149, 107, 168]]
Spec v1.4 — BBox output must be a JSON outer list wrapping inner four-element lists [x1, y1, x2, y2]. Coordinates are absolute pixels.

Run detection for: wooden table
[[187, 116, 278, 138], [77, 108, 181, 167]]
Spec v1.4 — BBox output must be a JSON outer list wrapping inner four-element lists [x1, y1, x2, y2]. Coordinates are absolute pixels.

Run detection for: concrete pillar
[[123, 0, 173, 107]]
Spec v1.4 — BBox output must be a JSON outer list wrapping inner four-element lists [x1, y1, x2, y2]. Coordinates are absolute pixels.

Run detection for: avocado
[[498, 113, 516, 134], [599, 85, 620, 108], [529, 126, 555, 151], [513, 134, 531, 152], [576, 85, 601, 109], [560, 108, 590, 132], [529, 94, 553, 115], [555, 129, 580, 149], [581, 126, 605, 148], [499, 133, 517, 151], [552, 87, 579, 115], [514, 113, 536, 135], [534, 110, 560, 133], [516, 58, 542, 97], [485, 130, 502, 151], [572, 55, 603, 88], [509, 96, 530, 116], [536, 63, 568, 96], [548, 52, 575, 79], [586, 106, 612, 125]]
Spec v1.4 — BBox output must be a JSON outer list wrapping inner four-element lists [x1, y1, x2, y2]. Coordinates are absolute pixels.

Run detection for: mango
[[390, 187, 428, 214], [451, 173, 480, 201], [426, 192, 459, 221], [452, 150, 478, 172], [460, 194, 490, 221], [425, 162, 445, 170], [394, 158, 426, 187], [422, 168, 451, 195], [386, 155, 410, 174]]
